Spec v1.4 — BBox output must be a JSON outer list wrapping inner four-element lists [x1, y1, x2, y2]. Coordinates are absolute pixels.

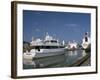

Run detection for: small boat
[[65, 40, 78, 51], [24, 33, 66, 59], [81, 32, 91, 52]]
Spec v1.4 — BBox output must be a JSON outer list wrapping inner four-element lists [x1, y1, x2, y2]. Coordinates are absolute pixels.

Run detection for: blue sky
[[23, 10, 90, 43]]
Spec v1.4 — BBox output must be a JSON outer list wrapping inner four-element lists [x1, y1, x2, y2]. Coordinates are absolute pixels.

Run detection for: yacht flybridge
[[24, 33, 66, 59]]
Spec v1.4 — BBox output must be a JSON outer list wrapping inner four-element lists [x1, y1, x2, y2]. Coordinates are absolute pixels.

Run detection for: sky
[[23, 10, 90, 43]]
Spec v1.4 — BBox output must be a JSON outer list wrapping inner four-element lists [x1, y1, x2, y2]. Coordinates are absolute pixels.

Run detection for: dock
[[69, 54, 90, 66]]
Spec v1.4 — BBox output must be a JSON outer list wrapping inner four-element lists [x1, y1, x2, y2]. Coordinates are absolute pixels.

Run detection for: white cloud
[[35, 28, 40, 32], [64, 23, 80, 27]]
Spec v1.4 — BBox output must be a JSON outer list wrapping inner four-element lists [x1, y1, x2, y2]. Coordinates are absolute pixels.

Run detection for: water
[[23, 50, 90, 69]]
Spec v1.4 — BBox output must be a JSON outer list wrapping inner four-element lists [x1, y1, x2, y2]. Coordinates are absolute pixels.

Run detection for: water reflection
[[82, 50, 87, 57], [23, 50, 90, 69]]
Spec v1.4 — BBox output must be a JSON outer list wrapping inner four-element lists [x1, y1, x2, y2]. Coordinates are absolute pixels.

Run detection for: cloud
[[64, 23, 80, 27], [64, 23, 81, 33], [35, 28, 40, 32], [35, 12, 43, 16]]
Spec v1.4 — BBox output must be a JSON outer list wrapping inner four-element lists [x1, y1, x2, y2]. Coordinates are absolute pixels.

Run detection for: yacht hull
[[24, 48, 66, 59]]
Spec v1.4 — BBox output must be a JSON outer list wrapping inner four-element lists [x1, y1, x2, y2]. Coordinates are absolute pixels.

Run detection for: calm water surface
[[23, 50, 90, 69]]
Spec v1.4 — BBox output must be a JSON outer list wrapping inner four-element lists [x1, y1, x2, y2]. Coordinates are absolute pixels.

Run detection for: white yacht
[[65, 40, 78, 51], [24, 33, 66, 59], [81, 32, 91, 51]]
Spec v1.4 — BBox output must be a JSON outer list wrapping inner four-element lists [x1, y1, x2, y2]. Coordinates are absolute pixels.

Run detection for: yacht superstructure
[[24, 33, 66, 59], [81, 32, 91, 51]]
